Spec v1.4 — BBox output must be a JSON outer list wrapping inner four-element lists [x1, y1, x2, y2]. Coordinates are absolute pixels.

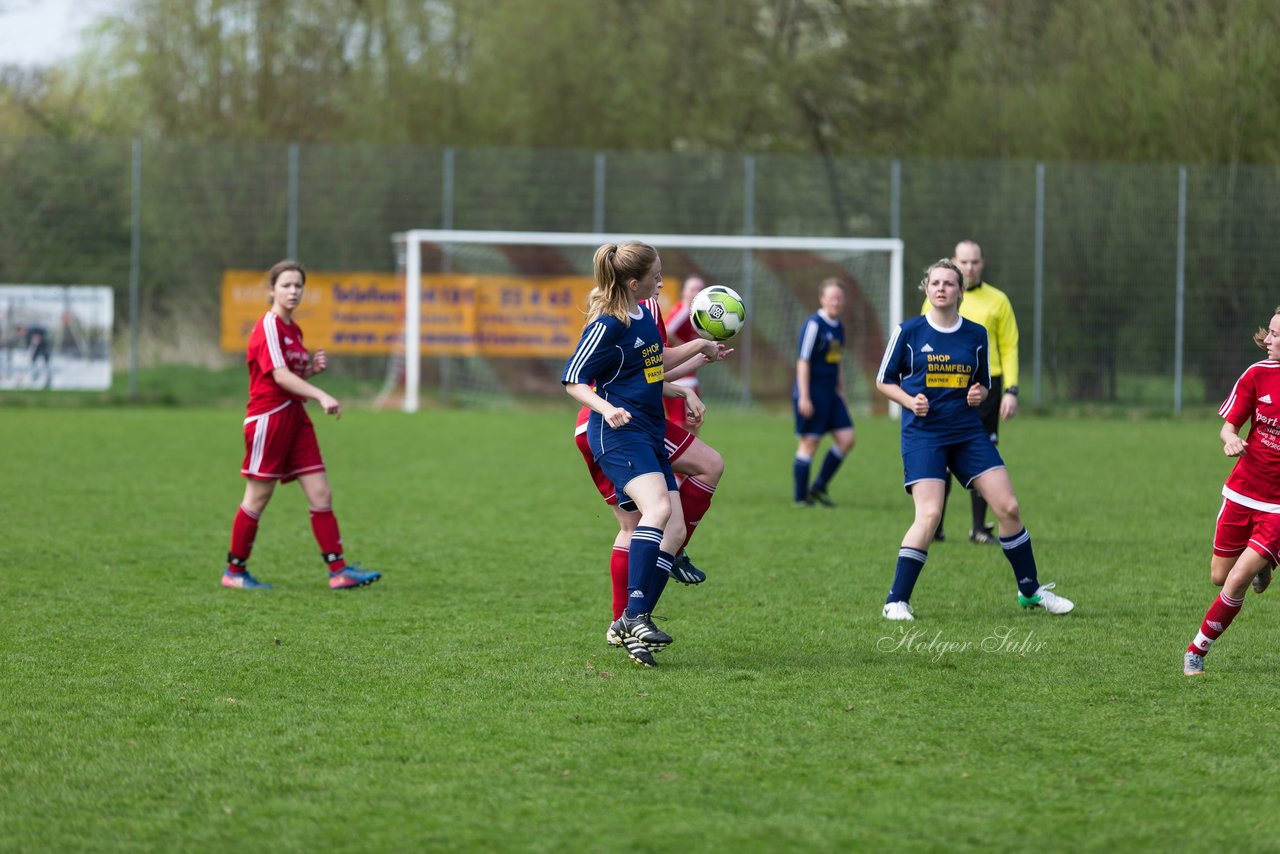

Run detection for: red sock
[[678, 477, 716, 551], [227, 505, 260, 572], [309, 507, 347, 572], [610, 546, 629, 620], [1189, 592, 1244, 654]]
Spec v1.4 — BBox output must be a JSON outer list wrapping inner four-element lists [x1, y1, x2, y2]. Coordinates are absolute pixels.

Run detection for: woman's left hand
[[967, 383, 989, 407], [683, 390, 706, 424], [701, 341, 734, 362]]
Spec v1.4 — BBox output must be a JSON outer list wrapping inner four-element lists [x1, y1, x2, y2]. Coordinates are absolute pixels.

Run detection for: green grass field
[[3, 401, 1278, 852]]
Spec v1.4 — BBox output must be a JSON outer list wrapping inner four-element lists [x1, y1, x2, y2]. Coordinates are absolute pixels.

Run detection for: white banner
[[0, 286, 113, 391]]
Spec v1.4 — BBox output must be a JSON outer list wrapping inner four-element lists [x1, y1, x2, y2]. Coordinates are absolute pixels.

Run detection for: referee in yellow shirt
[[925, 240, 1021, 544]]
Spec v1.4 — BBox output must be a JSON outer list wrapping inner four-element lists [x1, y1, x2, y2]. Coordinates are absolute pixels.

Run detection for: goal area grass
[[3, 405, 1276, 851]]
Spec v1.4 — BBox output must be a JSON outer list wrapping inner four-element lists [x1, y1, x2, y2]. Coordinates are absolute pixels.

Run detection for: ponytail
[[583, 241, 657, 327]]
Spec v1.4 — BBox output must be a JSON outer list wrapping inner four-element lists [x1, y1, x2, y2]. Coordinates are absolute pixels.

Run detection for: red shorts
[[1213, 498, 1280, 565], [663, 381, 700, 430], [576, 419, 696, 507], [664, 395, 690, 430], [242, 401, 326, 482]]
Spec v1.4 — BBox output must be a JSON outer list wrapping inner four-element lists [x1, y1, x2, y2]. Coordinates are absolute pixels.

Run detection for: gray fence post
[[287, 142, 300, 260], [1174, 165, 1187, 416], [593, 152, 607, 233], [128, 138, 142, 400], [890, 159, 901, 241], [439, 147, 456, 404], [741, 154, 755, 405], [1033, 162, 1045, 406]]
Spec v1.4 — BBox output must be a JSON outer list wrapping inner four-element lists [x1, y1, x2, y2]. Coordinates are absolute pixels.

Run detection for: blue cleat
[[329, 564, 382, 590], [222, 570, 273, 590]]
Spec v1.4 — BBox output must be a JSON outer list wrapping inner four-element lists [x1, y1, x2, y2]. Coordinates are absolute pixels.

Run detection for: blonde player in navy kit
[[793, 279, 856, 507], [563, 242, 698, 668], [1184, 308, 1280, 676], [875, 259, 1073, 621]]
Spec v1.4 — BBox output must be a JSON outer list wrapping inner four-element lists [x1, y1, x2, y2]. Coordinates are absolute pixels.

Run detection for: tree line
[[2, 0, 1279, 166]]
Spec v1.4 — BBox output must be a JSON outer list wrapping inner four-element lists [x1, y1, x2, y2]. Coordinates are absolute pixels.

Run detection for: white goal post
[[391, 229, 904, 413]]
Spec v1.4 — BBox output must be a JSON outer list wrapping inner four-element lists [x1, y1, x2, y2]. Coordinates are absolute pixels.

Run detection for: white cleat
[[1020, 582, 1074, 614], [882, 600, 915, 621]]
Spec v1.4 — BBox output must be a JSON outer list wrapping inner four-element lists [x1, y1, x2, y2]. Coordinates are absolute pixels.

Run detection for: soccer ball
[[690, 285, 747, 341]]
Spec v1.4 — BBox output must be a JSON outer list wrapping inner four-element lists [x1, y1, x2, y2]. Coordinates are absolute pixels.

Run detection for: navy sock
[[648, 550, 674, 609], [626, 526, 663, 616], [811, 448, 846, 493], [1000, 528, 1040, 597], [886, 547, 928, 604], [793, 455, 812, 502]]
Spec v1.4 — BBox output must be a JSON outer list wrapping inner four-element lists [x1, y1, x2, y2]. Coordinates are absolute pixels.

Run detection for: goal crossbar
[[393, 229, 905, 413]]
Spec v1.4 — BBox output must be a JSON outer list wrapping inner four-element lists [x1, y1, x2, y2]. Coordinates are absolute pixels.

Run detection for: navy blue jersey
[[562, 305, 666, 453], [877, 314, 991, 448], [796, 312, 844, 393]]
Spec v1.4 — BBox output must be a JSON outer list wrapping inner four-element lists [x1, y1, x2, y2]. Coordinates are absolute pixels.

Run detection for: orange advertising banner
[[221, 271, 596, 357]]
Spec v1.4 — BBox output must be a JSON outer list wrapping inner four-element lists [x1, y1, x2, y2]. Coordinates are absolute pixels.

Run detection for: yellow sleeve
[[994, 294, 1020, 388]]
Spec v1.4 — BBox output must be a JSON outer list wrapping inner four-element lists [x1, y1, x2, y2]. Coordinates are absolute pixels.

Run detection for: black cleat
[[969, 523, 998, 545], [612, 612, 673, 651], [619, 633, 658, 667], [808, 488, 836, 507], [666, 551, 707, 585]]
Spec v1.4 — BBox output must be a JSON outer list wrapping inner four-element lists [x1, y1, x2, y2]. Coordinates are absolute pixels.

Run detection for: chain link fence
[[2, 137, 1278, 411]]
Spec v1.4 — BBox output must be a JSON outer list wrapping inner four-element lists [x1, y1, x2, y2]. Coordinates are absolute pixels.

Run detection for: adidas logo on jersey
[[634, 337, 644, 348], [921, 343, 934, 353], [1261, 394, 1273, 404], [284, 337, 294, 345]]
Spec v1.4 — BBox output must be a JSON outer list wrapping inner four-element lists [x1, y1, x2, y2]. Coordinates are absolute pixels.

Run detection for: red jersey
[[246, 311, 311, 417], [1220, 360, 1280, 509], [575, 297, 667, 429], [665, 300, 700, 383]]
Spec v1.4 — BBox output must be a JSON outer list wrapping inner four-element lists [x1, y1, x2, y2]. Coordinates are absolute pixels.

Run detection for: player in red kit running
[[223, 259, 381, 591], [1184, 307, 1280, 674], [664, 276, 707, 434]]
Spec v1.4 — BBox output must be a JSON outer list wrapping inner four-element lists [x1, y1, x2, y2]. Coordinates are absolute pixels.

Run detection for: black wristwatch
[[1006, 385, 1019, 396]]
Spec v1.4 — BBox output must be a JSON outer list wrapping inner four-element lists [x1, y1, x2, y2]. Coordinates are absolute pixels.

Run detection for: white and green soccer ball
[[690, 285, 747, 341]]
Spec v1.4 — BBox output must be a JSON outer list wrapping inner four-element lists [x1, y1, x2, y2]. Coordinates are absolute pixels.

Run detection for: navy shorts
[[902, 434, 1005, 492], [596, 438, 678, 506], [795, 392, 853, 437]]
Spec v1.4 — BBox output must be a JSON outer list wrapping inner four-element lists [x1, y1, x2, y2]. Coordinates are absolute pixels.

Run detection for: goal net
[[386, 230, 903, 414]]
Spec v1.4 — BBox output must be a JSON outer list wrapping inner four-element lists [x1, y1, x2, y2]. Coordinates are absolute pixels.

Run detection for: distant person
[[925, 240, 1021, 544], [792, 279, 855, 507], [223, 260, 382, 591], [18, 323, 51, 389], [663, 276, 707, 434], [1184, 308, 1280, 676], [877, 259, 1072, 621]]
